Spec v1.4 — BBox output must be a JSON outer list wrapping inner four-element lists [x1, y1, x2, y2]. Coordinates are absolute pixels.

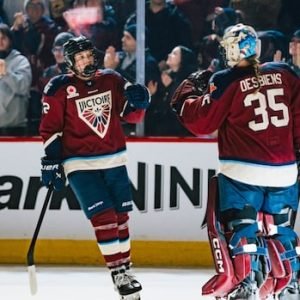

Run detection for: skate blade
[[120, 291, 141, 300]]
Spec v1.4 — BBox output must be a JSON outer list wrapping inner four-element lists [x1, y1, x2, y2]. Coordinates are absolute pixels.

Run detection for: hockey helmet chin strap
[[81, 64, 97, 77]]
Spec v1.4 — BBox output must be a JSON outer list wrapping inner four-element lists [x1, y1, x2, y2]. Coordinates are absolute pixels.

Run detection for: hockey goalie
[[171, 23, 300, 299]]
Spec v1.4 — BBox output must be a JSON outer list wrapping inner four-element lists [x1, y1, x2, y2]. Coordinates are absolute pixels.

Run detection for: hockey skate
[[278, 276, 300, 300], [111, 266, 142, 300], [227, 277, 259, 300]]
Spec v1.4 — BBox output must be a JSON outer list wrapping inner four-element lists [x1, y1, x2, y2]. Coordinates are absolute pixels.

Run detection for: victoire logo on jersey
[[76, 91, 112, 138]]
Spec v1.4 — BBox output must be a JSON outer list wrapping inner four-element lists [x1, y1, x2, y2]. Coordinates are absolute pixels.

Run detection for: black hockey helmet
[[63, 35, 98, 77]]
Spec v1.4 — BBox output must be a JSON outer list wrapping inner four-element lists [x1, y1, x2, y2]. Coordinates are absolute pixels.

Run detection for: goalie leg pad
[[228, 221, 270, 287], [263, 208, 300, 295], [265, 208, 300, 270], [202, 176, 236, 297], [202, 176, 270, 298], [259, 239, 293, 299]]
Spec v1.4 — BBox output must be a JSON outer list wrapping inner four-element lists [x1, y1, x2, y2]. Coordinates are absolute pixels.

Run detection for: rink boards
[[0, 136, 295, 267]]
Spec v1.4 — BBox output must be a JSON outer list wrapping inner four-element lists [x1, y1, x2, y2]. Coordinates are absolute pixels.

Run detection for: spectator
[[105, 0, 136, 44], [229, 0, 281, 31], [11, 0, 61, 135], [104, 24, 160, 87], [63, 0, 119, 65], [48, 0, 72, 31], [288, 29, 300, 77], [197, 7, 243, 73], [104, 24, 160, 135], [126, 0, 193, 70], [84, 0, 120, 62], [206, 6, 244, 37], [174, 0, 225, 48], [2, 0, 24, 26], [11, 0, 60, 69], [39, 31, 74, 91], [0, 24, 32, 135], [277, 0, 300, 38], [198, 33, 224, 72], [149, 45, 197, 136], [257, 30, 289, 63], [0, 0, 9, 25]]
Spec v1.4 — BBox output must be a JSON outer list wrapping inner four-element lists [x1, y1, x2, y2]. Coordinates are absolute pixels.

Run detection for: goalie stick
[[27, 186, 53, 295]]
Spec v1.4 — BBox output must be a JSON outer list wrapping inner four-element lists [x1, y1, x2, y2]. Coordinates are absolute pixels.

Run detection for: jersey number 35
[[244, 88, 289, 131]]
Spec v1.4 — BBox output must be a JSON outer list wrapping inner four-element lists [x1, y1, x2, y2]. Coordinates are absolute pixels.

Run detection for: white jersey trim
[[63, 150, 128, 176], [219, 160, 297, 187], [44, 132, 63, 150]]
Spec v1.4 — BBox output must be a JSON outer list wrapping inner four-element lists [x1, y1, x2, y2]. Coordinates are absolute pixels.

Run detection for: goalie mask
[[220, 23, 261, 67], [63, 35, 98, 77]]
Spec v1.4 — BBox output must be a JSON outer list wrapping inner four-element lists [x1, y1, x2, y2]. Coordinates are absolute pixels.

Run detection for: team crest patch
[[66, 85, 79, 99], [76, 91, 112, 138]]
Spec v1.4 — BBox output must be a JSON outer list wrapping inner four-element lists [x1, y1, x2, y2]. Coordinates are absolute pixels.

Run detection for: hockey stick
[[27, 186, 53, 295]]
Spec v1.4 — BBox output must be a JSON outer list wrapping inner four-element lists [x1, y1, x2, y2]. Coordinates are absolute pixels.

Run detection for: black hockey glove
[[124, 83, 151, 109], [41, 157, 66, 191], [187, 69, 213, 95], [171, 69, 213, 115]]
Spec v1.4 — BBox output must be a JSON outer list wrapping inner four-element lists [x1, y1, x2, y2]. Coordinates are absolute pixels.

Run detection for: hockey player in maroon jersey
[[171, 24, 300, 299], [39, 35, 150, 300]]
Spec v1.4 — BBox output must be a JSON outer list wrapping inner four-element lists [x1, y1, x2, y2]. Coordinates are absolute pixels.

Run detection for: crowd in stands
[[0, 0, 299, 137]]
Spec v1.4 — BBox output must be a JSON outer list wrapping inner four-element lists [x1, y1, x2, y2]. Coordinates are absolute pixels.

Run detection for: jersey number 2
[[244, 88, 289, 131]]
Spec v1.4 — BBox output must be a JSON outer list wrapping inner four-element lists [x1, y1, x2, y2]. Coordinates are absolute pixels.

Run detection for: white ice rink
[[0, 266, 216, 300]]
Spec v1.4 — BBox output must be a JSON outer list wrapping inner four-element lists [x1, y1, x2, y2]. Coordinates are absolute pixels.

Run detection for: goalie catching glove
[[41, 157, 66, 191], [171, 69, 213, 114], [187, 69, 213, 95], [124, 83, 151, 109]]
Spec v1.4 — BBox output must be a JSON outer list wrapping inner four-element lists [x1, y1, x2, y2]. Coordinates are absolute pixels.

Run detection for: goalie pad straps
[[228, 222, 270, 286], [259, 239, 293, 298], [262, 211, 300, 295], [264, 211, 300, 273]]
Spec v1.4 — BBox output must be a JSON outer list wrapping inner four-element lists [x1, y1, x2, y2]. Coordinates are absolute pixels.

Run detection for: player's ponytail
[[247, 56, 261, 92]]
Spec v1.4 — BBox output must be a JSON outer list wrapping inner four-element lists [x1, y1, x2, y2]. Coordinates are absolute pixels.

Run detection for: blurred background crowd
[[0, 0, 299, 137]]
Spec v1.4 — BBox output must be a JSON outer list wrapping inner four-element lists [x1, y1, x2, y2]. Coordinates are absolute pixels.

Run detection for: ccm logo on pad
[[212, 238, 225, 273]]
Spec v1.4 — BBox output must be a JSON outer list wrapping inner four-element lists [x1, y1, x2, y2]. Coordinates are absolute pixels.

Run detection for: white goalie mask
[[220, 23, 261, 67]]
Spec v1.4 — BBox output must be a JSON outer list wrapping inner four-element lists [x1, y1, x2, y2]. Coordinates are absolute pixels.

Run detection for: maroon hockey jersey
[[173, 62, 300, 187], [40, 69, 145, 175]]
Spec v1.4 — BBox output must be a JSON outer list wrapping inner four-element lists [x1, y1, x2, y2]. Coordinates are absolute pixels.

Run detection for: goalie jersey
[[173, 62, 300, 187], [39, 69, 145, 175]]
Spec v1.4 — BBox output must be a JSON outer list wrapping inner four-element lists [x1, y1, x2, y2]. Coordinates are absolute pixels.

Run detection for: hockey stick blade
[[28, 265, 37, 295], [26, 186, 53, 295]]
